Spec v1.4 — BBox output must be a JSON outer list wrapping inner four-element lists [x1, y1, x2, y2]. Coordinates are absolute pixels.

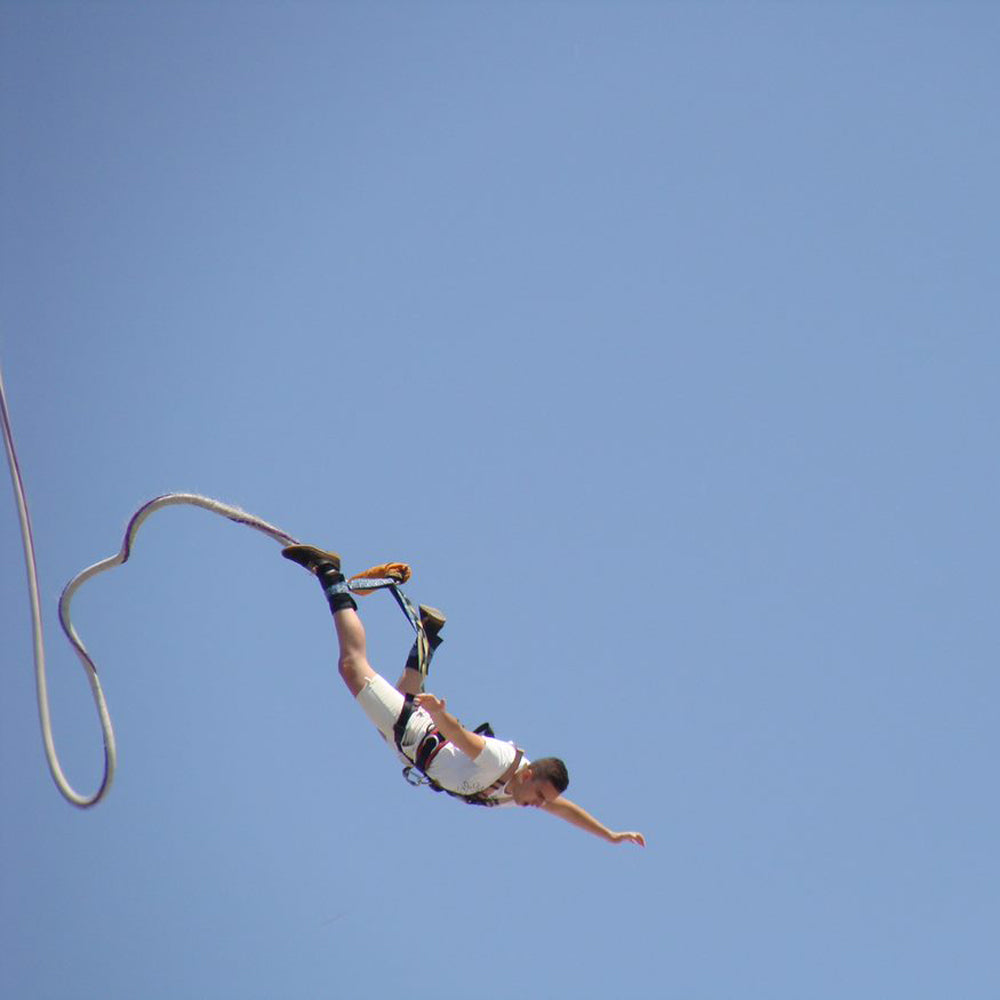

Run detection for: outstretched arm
[[413, 693, 486, 761], [541, 796, 646, 847]]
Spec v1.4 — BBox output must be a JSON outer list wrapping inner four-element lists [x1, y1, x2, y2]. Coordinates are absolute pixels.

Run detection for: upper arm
[[541, 795, 573, 816], [452, 725, 487, 761]]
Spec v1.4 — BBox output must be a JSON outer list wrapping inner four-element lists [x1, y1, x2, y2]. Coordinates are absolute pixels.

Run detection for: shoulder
[[479, 737, 521, 768]]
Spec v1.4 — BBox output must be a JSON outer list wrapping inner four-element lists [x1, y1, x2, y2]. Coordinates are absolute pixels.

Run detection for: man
[[283, 544, 646, 847]]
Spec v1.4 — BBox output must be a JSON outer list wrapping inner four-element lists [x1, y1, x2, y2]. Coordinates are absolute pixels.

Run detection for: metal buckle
[[402, 766, 427, 787]]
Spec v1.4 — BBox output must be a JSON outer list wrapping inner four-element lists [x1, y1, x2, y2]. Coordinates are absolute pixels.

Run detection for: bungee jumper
[[281, 543, 646, 846]]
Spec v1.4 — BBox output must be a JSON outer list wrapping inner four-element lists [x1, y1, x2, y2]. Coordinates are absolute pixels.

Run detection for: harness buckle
[[402, 766, 428, 787]]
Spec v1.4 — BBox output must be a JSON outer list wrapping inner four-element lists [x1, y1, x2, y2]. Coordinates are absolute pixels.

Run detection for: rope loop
[[1, 363, 302, 806]]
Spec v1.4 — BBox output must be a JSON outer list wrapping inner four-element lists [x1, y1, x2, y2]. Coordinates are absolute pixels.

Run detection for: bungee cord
[[0, 360, 115, 807], [54, 494, 302, 808], [2, 359, 305, 806], [1, 360, 428, 809]]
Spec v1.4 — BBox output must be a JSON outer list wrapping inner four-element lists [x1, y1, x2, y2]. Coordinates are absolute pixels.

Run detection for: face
[[511, 772, 561, 808]]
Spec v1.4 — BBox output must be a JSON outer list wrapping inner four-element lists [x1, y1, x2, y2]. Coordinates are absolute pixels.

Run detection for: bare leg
[[395, 666, 424, 697], [332, 607, 377, 697]]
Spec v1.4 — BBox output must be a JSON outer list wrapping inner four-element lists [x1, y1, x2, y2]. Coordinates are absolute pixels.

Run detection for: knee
[[338, 650, 370, 680], [338, 651, 374, 698]]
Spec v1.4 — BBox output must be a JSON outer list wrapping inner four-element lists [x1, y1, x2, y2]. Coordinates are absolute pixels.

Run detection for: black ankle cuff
[[327, 591, 358, 613], [322, 575, 357, 613]]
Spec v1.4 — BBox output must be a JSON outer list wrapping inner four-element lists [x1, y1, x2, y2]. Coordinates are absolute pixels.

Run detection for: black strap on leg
[[393, 693, 417, 755]]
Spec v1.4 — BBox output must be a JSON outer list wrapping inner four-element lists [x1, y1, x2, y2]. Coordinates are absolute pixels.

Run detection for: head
[[510, 757, 569, 808]]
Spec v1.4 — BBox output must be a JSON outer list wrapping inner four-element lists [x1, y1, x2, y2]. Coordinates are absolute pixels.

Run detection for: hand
[[610, 831, 646, 847], [413, 692, 446, 720]]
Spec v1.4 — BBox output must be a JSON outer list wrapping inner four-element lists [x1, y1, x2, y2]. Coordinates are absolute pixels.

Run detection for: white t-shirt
[[426, 736, 529, 806]]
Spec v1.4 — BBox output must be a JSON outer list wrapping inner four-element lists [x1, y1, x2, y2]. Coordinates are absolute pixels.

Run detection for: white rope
[[1, 360, 299, 808]]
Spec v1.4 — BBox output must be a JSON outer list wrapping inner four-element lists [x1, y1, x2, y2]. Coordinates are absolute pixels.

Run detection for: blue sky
[[2, 2, 998, 998]]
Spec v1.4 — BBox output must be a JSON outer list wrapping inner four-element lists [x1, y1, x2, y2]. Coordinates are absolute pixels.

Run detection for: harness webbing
[[389, 585, 438, 681]]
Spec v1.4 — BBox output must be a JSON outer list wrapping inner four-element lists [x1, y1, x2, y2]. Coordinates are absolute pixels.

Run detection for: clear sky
[[2, 2, 998, 998]]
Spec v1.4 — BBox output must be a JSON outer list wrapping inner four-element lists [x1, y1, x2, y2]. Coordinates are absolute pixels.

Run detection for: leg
[[395, 665, 424, 697], [282, 544, 377, 698], [332, 606, 378, 697]]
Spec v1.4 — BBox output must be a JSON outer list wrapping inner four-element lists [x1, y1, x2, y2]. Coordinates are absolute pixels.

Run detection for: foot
[[419, 604, 446, 637], [281, 544, 342, 574]]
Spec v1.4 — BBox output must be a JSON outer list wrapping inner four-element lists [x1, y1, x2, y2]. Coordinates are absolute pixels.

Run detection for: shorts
[[355, 673, 432, 760]]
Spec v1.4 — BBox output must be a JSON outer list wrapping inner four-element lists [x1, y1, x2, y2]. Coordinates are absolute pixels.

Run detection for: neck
[[504, 764, 526, 795]]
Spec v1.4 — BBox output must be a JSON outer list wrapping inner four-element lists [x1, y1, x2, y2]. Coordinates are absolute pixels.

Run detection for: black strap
[[414, 730, 447, 772], [393, 693, 417, 755]]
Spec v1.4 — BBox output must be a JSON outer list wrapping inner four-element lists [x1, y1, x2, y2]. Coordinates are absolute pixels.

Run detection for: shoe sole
[[419, 604, 446, 633], [282, 544, 342, 572]]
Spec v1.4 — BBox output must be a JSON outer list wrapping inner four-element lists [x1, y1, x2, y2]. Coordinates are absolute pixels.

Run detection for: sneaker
[[281, 544, 342, 574]]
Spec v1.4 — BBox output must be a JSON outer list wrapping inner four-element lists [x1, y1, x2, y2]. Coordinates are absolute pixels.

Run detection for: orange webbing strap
[[348, 562, 411, 593]]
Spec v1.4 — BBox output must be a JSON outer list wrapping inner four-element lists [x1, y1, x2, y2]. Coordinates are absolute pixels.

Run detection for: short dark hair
[[531, 757, 569, 794]]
